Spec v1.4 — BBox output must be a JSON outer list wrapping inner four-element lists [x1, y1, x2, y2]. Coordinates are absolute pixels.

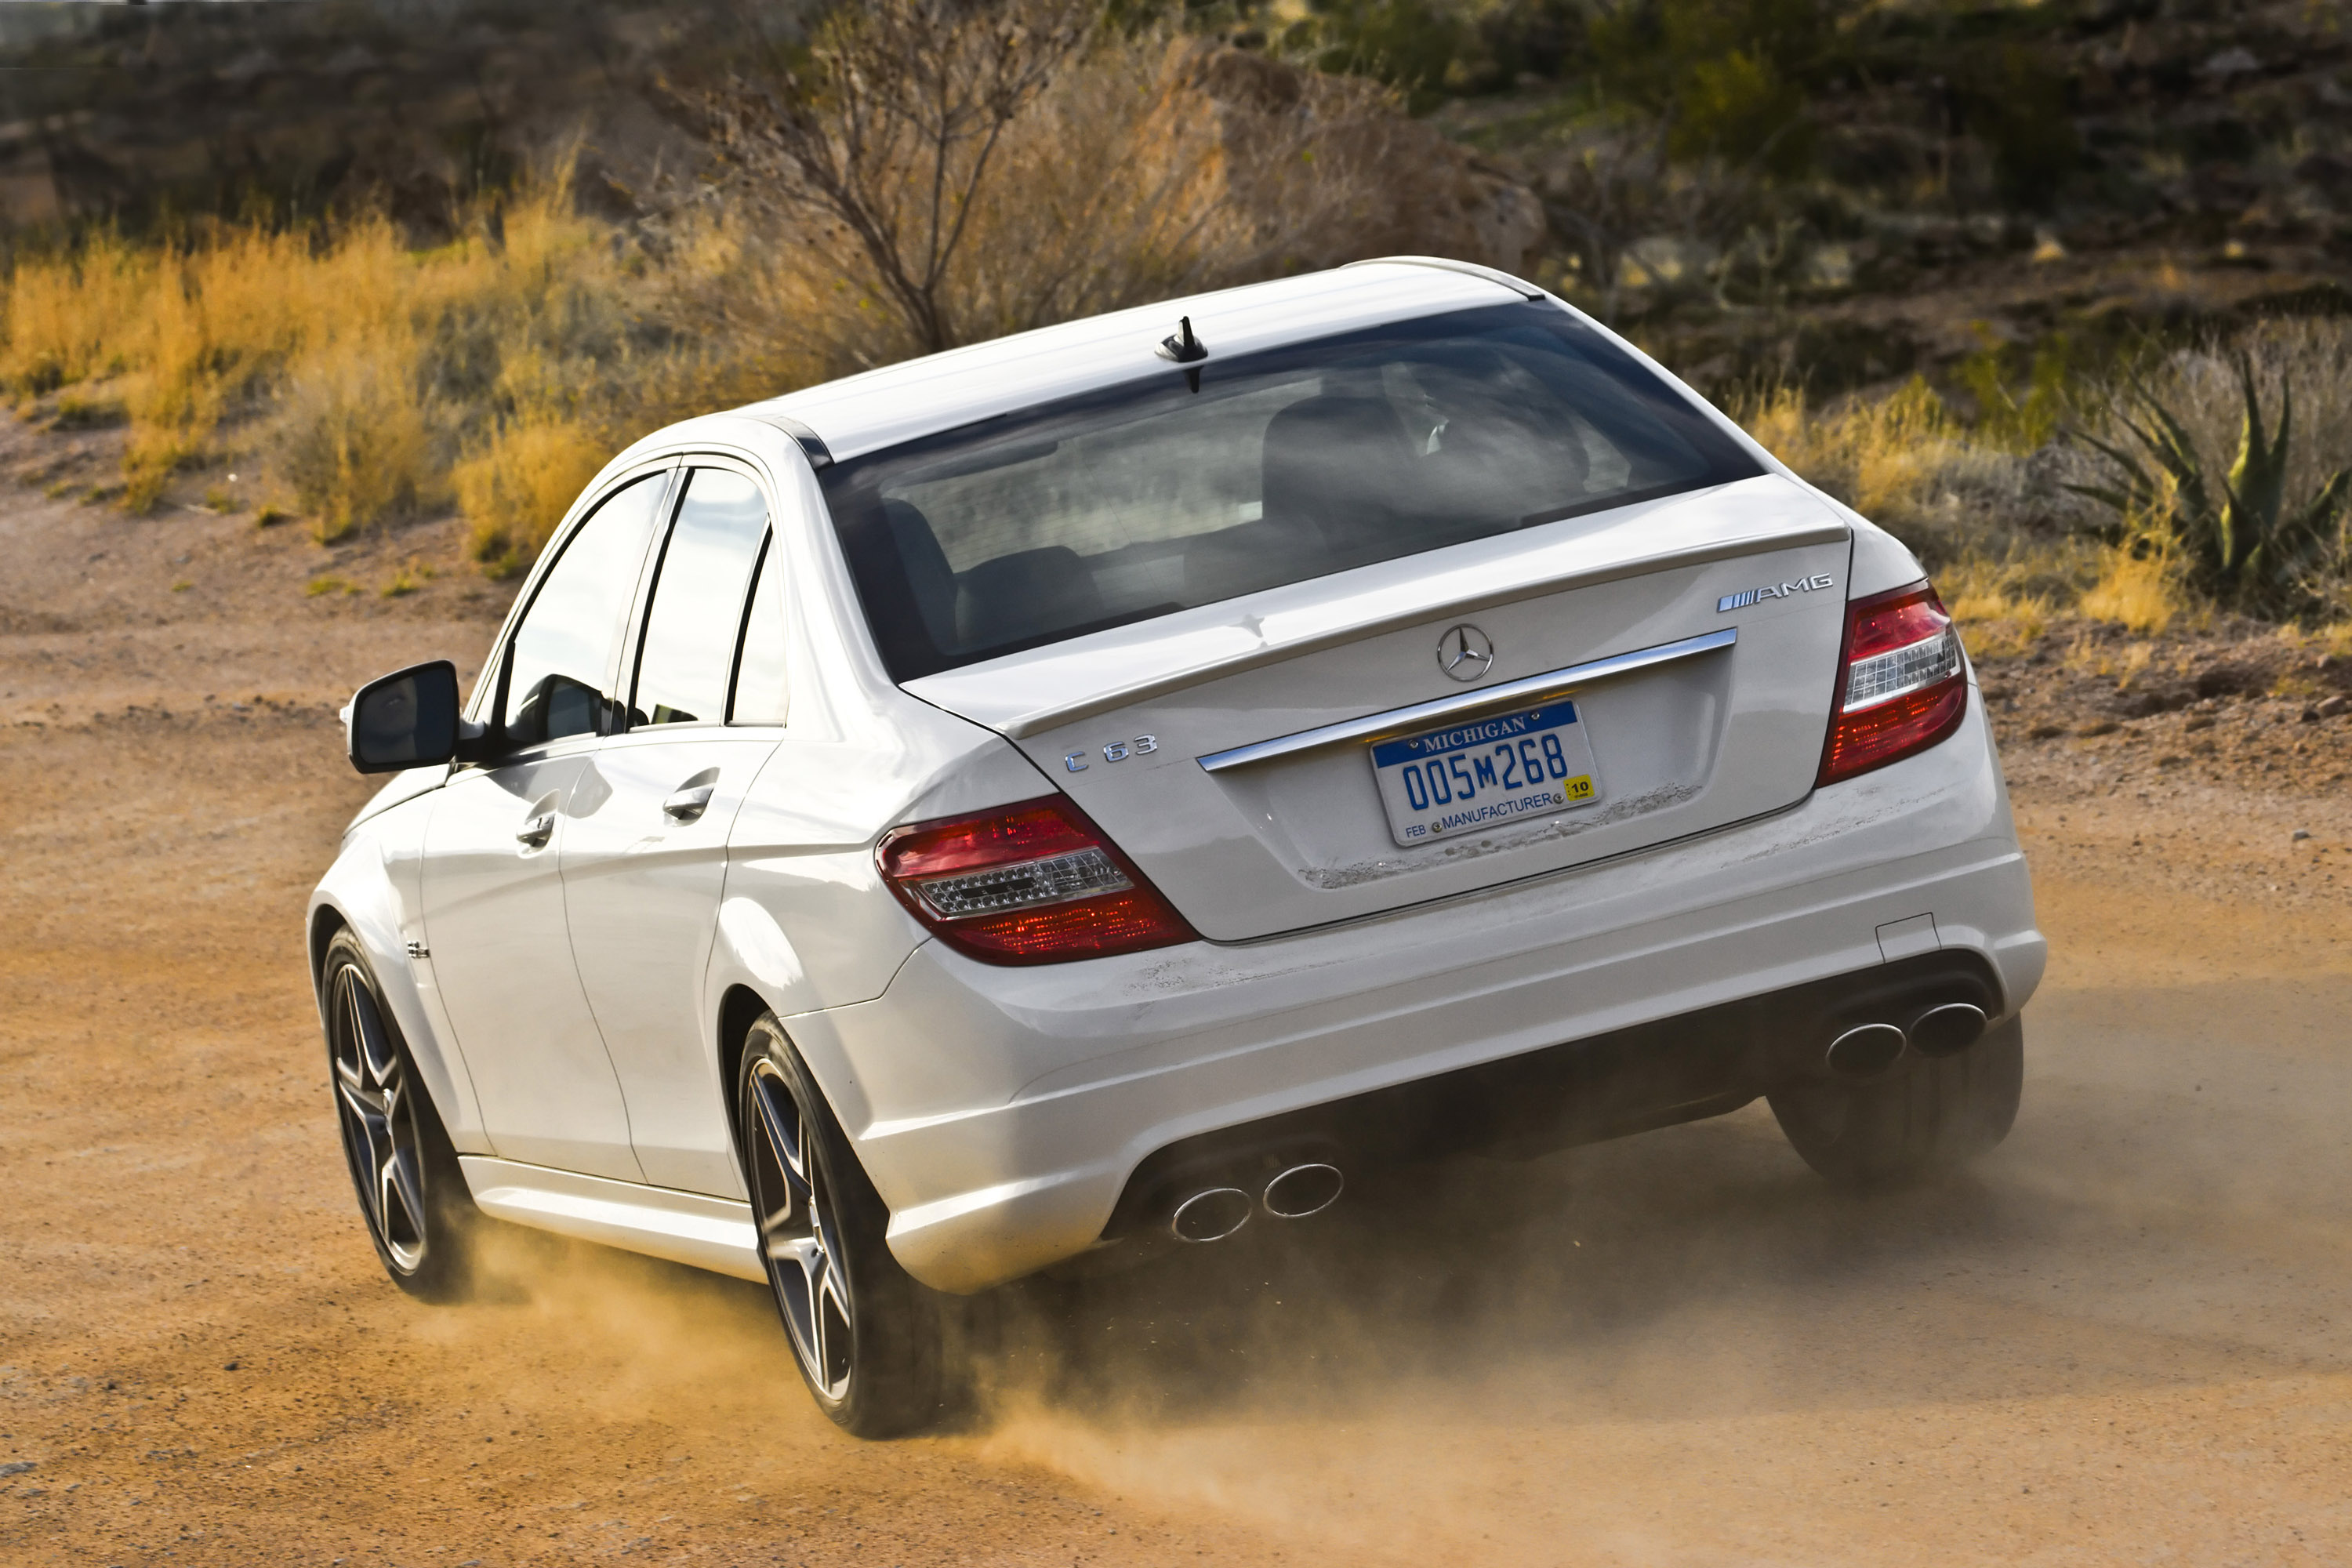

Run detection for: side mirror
[[346, 660, 481, 775]]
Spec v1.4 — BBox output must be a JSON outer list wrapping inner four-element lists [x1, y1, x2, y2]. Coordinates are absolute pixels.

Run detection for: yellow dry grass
[[0, 183, 640, 554], [0, 29, 1501, 580], [1740, 377, 1980, 524], [2078, 546, 2186, 636], [452, 414, 614, 579]]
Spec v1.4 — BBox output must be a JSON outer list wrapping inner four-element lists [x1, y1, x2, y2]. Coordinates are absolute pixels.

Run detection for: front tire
[[1768, 1014, 2024, 1189], [739, 1014, 949, 1437], [320, 928, 477, 1301]]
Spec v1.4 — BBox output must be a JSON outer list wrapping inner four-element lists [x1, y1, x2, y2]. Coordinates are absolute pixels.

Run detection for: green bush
[[2071, 355, 2352, 619]]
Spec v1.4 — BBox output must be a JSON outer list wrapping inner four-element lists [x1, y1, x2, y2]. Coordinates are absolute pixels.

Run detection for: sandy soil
[[6, 466, 2352, 1565]]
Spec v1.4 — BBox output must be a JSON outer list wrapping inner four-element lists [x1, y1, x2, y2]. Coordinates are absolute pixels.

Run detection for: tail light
[[877, 797, 1198, 965], [1817, 579, 1969, 786]]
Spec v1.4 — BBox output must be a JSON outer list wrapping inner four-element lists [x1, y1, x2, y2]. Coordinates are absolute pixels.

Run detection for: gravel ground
[[5, 454, 2350, 1564]]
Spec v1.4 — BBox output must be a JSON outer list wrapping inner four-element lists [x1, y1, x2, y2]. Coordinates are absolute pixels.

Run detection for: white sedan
[[311, 258, 2042, 1436]]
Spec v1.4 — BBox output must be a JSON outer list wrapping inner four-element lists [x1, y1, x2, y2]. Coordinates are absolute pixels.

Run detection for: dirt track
[[6, 480, 2352, 1564]]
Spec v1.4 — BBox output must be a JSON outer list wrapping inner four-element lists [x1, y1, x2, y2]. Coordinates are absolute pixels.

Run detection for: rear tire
[[738, 1014, 951, 1438], [1769, 1014, 2024, 1189], [320, 928, 477, 1301]]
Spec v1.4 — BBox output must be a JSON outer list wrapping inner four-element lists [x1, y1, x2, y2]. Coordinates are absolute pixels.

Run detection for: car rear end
[[764, 267, 2042, 1292]]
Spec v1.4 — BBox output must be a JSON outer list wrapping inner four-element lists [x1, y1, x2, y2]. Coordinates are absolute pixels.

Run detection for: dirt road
[[6, 481, 2352, 1564]]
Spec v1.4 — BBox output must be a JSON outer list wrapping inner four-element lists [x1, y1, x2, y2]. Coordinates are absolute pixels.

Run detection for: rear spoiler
[[902, 482, 1847, 739]]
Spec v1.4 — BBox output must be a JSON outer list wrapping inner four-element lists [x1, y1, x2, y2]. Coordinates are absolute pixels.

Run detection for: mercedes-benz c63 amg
[[310, 258, 2043, 1436]]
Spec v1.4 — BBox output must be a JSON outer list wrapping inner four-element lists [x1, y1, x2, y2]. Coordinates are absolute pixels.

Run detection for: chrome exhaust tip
[[1825, 1022, 1907, 1080], [1170, 1187, 1253, 1243], [1908, 1001, 1988, 1058], [1261, 1162, 1344, 1220]]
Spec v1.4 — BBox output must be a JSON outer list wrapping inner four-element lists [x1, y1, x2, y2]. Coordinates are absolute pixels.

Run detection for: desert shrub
[[0, 4, 1512, 577], [680, 3, 1467, 376], [453, 414, 612, 578], [1961, 43, 2079, 211], [0, 232, 154, 396], [2077, 544, 2185, 637], [1669, 49, 1811, 177], [1589, 0, 1828, 180], [1288, 0, 1468, 109], [1740, 377, 2036, 557], [0, 176, 665, 540], [281, 349, 441, 543], [2071, 322, 2352, 619]]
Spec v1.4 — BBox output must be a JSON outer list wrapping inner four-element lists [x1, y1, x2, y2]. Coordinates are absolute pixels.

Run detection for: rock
[[2300, 705, 2321, 723], [2317, 695, 2349, 718], [2116, 684, 2194, 717], [2194, 663, 2264, 699], [2292, 829, 2312, 841]]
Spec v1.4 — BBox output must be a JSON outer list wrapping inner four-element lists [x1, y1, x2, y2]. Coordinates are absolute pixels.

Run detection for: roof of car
[[736, 258, 1537, 466]]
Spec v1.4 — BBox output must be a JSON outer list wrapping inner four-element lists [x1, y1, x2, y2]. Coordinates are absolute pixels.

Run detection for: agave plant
[[2069, 353, 2352, 617]]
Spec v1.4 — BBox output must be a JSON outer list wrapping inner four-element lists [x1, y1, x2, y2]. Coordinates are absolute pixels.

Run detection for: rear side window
[[728, 536, 789, 726], [499, 472, 666, 747], [822, 299, 1761, 681], [630, 467, 769, 727]]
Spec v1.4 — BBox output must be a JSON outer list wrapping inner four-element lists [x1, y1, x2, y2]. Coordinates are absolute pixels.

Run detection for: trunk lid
[[904, 473, 1850, 941]]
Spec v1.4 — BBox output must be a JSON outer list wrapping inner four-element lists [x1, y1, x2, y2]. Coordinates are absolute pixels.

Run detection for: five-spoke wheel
[[321, 929, 474, 1298], [738, 1014, 949, 1436], [747, 1057, 855, 1401]]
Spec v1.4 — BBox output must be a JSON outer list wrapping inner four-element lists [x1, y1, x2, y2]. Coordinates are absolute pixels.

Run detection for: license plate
[[1369, 699, 1600, 845]]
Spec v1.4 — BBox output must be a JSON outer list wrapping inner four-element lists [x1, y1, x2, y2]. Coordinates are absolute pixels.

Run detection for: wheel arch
[[307, 830, 492, 1155], [715, 982, 774, 1164]]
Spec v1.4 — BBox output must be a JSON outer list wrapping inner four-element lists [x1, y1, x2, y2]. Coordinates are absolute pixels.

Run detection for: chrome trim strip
[[1195, 627, 1738, 774]]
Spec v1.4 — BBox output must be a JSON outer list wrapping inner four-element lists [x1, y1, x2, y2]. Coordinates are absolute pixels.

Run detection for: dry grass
[[0, 181, 662, 558], [1741, 376, 2053, 543], [0, 30, 1490, 579], [673, 30, 1480, 383], [451, 413, 614, 578], [1735, 350, 2350, 639], [2078, 546, 2187, 636]]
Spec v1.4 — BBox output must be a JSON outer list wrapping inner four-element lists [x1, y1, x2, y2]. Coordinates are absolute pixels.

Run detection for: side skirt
[[458, 1157, 764, 1283]]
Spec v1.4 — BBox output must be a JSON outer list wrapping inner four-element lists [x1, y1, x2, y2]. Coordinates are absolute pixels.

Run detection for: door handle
[[662, 783, 716, 823], [514, 810, 556, 848]]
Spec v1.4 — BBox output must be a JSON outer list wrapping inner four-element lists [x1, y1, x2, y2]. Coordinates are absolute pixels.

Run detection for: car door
[[419, 466, 672, 1181], [562, 463, 783, 1196]]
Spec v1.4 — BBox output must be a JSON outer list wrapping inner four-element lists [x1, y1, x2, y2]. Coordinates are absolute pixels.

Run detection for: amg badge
[[1719, 573, 1835, 612]]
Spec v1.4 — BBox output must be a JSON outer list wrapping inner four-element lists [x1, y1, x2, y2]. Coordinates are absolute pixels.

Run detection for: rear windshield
[[820, 299, 1762, 681]]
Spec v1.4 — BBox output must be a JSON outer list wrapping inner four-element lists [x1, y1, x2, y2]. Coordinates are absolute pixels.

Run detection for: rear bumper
[[782, 699, 2042, 1292]]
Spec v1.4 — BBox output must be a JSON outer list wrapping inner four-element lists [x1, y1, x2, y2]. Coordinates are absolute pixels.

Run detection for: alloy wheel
[[327, 960, 430, 1273], [748, 1058, 855, 1401]]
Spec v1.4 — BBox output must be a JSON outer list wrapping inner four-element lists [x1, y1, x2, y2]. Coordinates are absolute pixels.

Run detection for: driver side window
[[499, 472, 667, 749]]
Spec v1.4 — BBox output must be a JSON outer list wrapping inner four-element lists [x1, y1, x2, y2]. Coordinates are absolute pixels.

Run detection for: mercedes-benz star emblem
[[1437, 624, 1496, 682]]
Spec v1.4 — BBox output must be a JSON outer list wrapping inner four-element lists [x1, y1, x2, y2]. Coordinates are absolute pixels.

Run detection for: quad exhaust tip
[[1170, 1187, 1253, 1243], [1825, 1022, 1907, 1080], [1909, 1001, 1987, 1058], [1824, 1003, 1991, 1078], [1262, 1162, 1344, 1220]]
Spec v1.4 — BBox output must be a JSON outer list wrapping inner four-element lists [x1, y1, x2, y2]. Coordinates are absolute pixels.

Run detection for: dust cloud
[[949, 869, 2352, 1565]]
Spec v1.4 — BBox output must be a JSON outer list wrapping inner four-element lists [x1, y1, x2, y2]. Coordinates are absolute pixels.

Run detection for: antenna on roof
[[1158, 316, 1207, 365]]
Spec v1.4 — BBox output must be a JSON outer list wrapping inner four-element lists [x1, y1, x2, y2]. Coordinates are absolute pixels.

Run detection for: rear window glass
[[820, 300, 1762, 681]]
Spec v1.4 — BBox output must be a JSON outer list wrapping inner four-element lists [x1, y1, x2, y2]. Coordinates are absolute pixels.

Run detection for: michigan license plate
[[1369, 699, 1601, 846]]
